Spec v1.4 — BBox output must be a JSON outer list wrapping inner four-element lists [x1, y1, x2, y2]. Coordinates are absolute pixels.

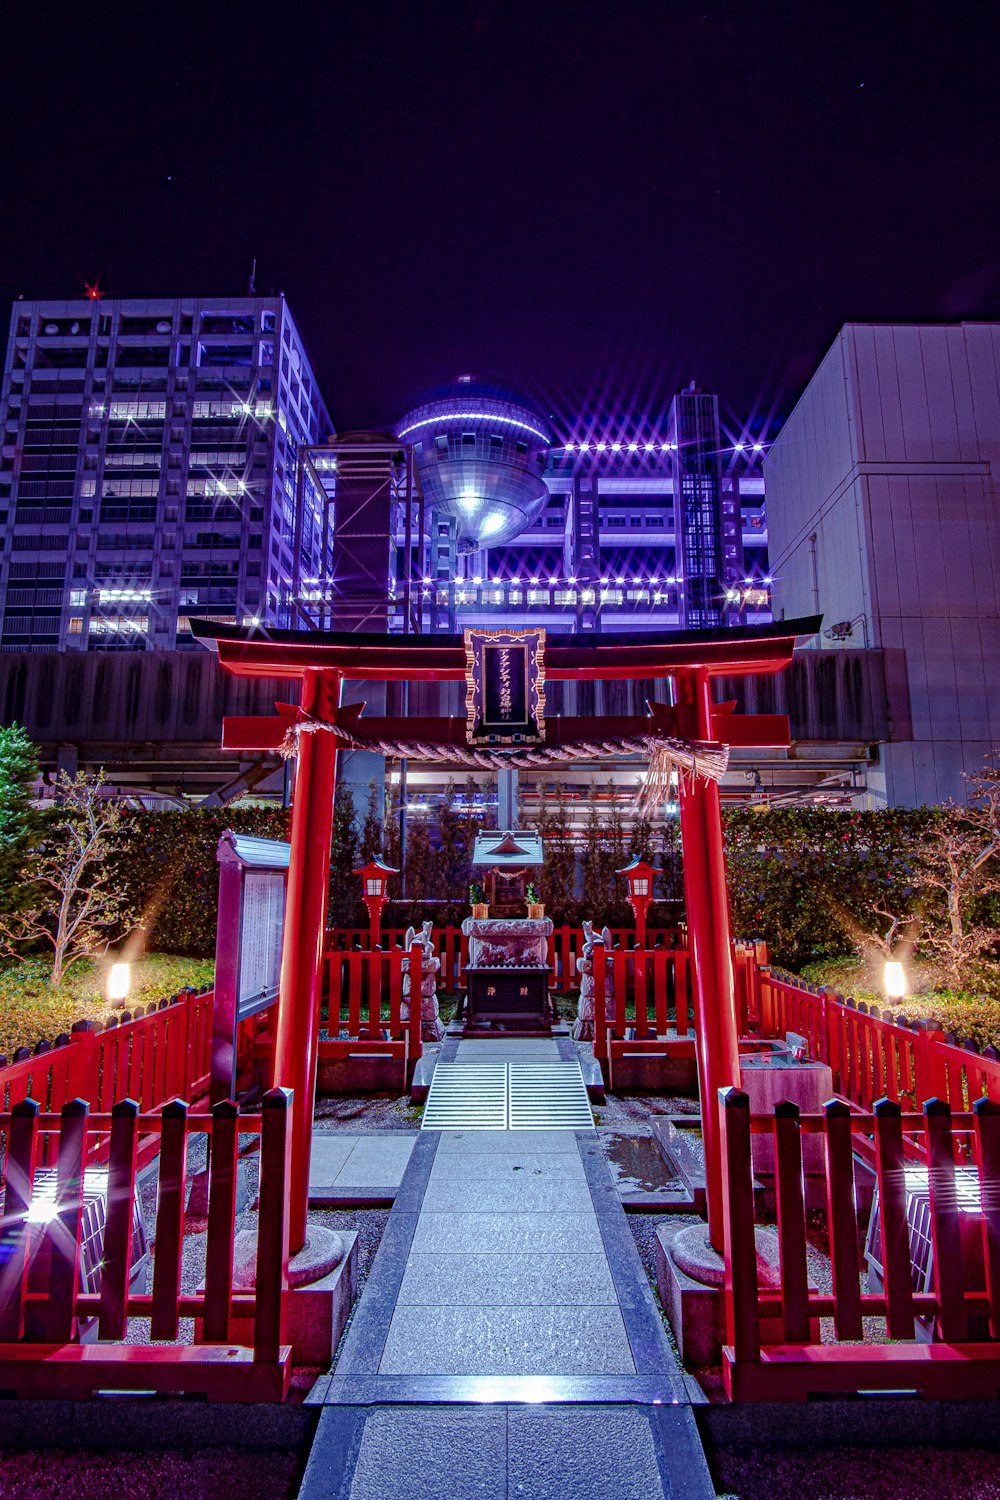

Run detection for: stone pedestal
[[738, 1056, 834, 1175], [195, 1226, 358, 1368], [655, 1222, 820, 1368]]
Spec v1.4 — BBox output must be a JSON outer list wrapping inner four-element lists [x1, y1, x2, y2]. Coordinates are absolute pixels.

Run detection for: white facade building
[[765, 322, 1000, 806]]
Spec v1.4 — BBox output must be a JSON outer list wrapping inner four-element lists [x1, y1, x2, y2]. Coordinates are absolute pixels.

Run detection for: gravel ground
[[712, 1446, 1000, 1499], [312, 1091, 426, 1130], [127, 1129, 390, 1363], [0, 1448, 302, 1500]]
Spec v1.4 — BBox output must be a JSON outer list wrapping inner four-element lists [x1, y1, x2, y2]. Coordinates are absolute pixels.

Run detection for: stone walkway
[[299, 1039, 715, 1499]]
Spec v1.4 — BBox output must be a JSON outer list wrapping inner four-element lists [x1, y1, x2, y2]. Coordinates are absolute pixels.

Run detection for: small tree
[[404, 818, 435, 903], [913, 754, 1000, 987], [328, 783, 361, 927], [0, 723, 39, 919], [437, 780, 468, 901], [0, 769, 136, 987], [359, 779, 384, 862]]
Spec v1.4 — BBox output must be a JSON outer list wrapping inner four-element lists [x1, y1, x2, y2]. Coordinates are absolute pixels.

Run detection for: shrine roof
[[472, 830, 545, 867], [191, 617, 822, 682]]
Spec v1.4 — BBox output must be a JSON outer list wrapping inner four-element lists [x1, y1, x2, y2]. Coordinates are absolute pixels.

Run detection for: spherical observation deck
[[396, 376, 554, 553]]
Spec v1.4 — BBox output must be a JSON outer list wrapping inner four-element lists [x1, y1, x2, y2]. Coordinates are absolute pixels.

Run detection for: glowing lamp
[[353, 856, 399, 950], [107, 962, 131, 1002], [883, 960, 907, 1000], [617, 857, 656, 949]]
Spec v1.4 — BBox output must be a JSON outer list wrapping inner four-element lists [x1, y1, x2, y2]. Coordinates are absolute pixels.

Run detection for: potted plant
[[469, 882, 488, 919], [526, 882, 544, 920]]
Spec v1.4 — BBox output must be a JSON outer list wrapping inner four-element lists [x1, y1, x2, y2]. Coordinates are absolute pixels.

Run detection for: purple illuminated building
[[294, 374, 770, 636]]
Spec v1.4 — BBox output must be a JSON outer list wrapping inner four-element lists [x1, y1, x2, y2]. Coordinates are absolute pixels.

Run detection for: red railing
[[720, 1088, 1000, 1401], [0, 1090, 292, 1401], [0, 987, 215, 1125], [750, 967, 1000, 1114], [326, 923, 685, 994], [320, 944, 422, 1070]]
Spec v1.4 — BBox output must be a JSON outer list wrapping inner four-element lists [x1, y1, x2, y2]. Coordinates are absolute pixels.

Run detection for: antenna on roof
[[248, 258, 257, 296]]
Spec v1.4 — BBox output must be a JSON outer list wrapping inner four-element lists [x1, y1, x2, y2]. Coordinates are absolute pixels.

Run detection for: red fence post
[[773, 1100, 810, 1343], [720, 1087, 761, 1362], [823, 1099, 864, 1340], [254, 1087, 292, 1364], [873, 1096, 916, 1339], [44, 1098, 89, 1343], [97, 1097, 140, 1340], [150, 1098, 189, 1341], [407, 943, 423, 1083], [202, 1099, 239, 1343], [0, 1097, 39, 1341], [593, 944, 608, 1071], [923, 1097, 968, 1341], [973, 1097, 1000, 1340]]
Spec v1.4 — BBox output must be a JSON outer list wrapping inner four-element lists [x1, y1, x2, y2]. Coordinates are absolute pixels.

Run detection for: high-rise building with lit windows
[[0, 295, 332, 653]]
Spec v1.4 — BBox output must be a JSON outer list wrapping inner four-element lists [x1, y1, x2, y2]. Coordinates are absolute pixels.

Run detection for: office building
[[765, 321, 1000, 806], [0, 295, 332, 653]]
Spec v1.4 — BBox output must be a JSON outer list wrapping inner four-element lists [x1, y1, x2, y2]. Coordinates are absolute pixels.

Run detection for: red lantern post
[[617, 856, 656, 950], [353, 856, 399, 950]]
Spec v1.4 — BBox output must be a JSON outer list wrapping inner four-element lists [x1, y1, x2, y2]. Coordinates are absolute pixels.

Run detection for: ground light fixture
[[883, 959, 907, 999], [107, 961, 131, 1001]]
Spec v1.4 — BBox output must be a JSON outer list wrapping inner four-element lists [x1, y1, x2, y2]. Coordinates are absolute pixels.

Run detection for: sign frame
[[464, 627, 546, 744]]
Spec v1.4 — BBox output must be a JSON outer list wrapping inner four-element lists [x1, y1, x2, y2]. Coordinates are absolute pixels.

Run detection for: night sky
[[4, 2, 999, 439]]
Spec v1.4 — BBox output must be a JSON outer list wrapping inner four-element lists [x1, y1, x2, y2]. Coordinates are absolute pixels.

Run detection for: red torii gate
[[195, 617, 819, 1253]]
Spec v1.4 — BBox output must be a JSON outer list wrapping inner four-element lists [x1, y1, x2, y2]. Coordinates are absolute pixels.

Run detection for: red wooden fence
[[0, 1090, 292, 1400], [720, 1087, 1000, 1401], [326, 923, 685, 993], [0, 987, 214, 1134], [750, 967, 1000, 1115], [319, 945, 422, 1074]]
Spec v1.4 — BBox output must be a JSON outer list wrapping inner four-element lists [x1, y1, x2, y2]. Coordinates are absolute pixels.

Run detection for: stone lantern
[[617, 856, 656, 949], [353, 855, 399, 950]]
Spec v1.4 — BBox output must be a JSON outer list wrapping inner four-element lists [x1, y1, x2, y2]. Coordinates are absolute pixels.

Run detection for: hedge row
[[104, 804, 970, 969]]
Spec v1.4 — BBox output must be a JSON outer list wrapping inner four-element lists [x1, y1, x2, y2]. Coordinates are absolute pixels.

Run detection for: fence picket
[[824, 1099, 864, 1339], [150, 1098, 189, 1340], [923, 1098, 968, 1341], [653, 951, 668, 1037], [0, 1098, 39, 1340], [721, 1087, 761, 1361], [634, 950, 648, 1038], [202, 1099, 240, 1343], [773, 1100, 810, 1342], [873, 1097, 916, 1339], [253, 1088, 291, 1363], [97, 1097, 140, 1340], [675, 950, 690, 1035], [974, 1097, 1000, 1340], [348, 954, 362, 1037], [44, 1098, 88, 1342]]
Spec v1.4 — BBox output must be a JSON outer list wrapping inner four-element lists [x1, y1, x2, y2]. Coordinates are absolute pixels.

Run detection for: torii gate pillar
[[673, 665, 741, 1253], [275, 667, 342, 1253]]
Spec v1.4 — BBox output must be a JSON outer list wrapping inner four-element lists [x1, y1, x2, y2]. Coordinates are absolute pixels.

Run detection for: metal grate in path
[[508, 1062, 594, 1130], [420, 1063, 508, 1130], [421, 1061, 593, 1131]]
